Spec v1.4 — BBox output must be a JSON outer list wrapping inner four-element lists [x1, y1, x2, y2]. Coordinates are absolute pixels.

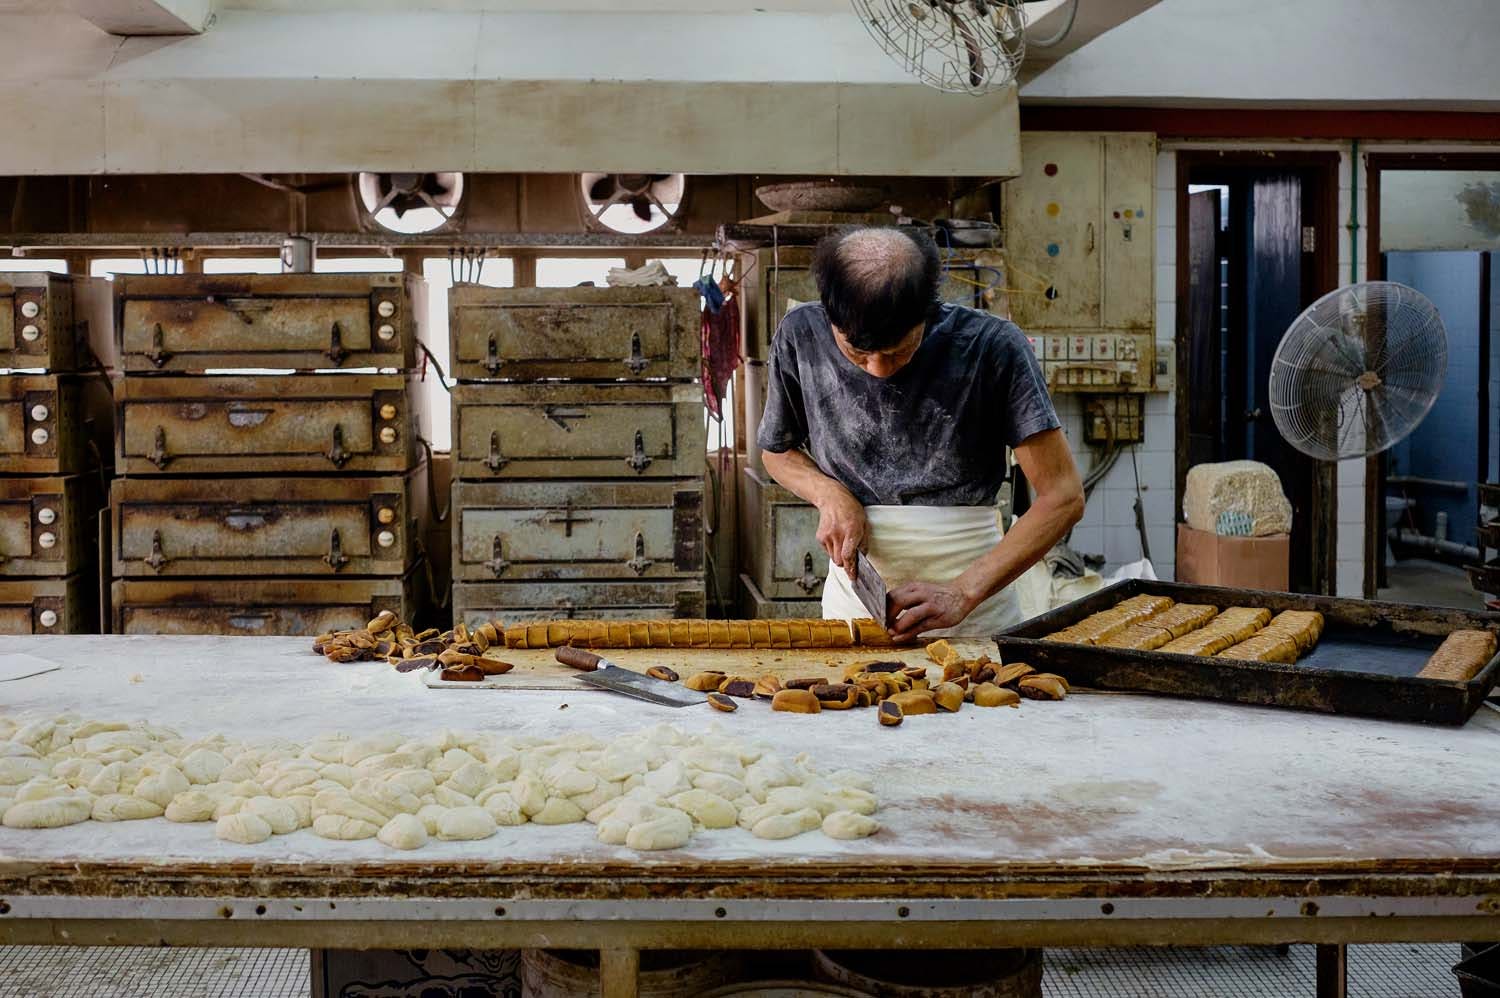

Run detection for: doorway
[[1175, 152, 1341, 594], [1367, 154, 1500, 607]]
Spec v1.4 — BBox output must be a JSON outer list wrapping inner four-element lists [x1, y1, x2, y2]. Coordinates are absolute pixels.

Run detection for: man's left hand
[[887, 582, 975, 641]]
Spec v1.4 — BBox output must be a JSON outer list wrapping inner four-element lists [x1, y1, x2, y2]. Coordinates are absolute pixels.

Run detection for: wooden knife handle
[[555, 646, 602, 672]]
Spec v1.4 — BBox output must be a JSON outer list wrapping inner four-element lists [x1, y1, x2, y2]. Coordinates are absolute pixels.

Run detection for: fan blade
[[589, 176, 616, 203], [631, 196, 654, 222], [945, 8, 986, 87]]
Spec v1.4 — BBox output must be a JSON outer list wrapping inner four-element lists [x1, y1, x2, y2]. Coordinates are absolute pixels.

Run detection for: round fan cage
[[1269, 281, 1448, 462], [850, 0, 1028, 96]]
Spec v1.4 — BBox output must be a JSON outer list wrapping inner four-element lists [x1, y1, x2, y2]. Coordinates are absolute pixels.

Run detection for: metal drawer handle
[[326, 321, 347, 366], [626, 531, 653, 576], [145, 324, 172, 368], [543, 406, 589, 431], [326, 425, 350, 468], [323, 527, 349, 572], [145, 530, 168, 572], [625, 430, 653, 474], [229, 612, 273, 630], [624, 332, 648, 375], [223, 510, 269, 530], [484, 431, 509, 473], [485, 334, 502, 376], [796, 551, 820, 594], [147, 426, 171, 470], [485, 535, 510, 578]]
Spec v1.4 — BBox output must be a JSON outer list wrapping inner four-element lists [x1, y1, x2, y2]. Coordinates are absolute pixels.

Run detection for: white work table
[[2, 635, 1499, 996]]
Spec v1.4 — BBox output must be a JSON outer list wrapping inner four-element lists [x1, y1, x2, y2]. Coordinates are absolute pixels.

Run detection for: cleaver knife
[[852, 550, 891, 628], [554, 647, 706, 707]]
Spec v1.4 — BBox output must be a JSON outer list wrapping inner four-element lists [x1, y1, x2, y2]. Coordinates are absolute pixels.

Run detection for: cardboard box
[[1176, 524, 1290, 591]]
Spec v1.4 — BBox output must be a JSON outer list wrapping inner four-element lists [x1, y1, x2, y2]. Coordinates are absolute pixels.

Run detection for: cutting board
[[422, 639, 996, 691]]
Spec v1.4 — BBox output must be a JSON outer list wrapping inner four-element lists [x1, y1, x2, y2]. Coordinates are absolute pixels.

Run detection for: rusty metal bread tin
[[449, 285, 700, 382], [115, 273, 420, 373]]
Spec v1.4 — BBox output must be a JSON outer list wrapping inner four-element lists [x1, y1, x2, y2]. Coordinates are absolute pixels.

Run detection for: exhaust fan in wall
[[579, 173, 686, 234], [356, 172, 465, 234]]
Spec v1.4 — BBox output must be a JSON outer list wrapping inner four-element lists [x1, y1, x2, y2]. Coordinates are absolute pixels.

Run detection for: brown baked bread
[[1159, 629, 1236, 657], [1417, 629, 1498, 682], [1218, 631, 1299, 663], [1149, 603, 1220, 638], [1100, 624, 1174, 651], [1262, 610, 1325, 653]]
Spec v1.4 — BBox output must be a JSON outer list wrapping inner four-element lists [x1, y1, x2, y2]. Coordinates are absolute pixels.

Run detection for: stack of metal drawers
[[0, 274, 114, 633], [106, 274, 432, 635], [447, 286, 706, 626]]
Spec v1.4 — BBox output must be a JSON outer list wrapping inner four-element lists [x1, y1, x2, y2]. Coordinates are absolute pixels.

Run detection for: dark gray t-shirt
[[757, 302, 1060, 507]]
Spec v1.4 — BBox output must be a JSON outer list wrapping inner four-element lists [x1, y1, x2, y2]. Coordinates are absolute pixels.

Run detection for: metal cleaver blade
[[555, 646, 706, 707], [852, 550, 891, 628]]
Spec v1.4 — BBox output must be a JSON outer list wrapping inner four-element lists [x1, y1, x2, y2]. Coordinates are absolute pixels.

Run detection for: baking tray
[[993, 579, 1500, 725]]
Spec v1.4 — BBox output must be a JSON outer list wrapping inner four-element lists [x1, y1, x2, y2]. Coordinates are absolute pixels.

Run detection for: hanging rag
[[695, 273, 741, 421], [821, 505, 1021, 639]]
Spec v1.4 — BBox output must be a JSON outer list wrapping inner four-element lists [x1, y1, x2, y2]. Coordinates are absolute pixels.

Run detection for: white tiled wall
[[1334, 146, 1370, 596]]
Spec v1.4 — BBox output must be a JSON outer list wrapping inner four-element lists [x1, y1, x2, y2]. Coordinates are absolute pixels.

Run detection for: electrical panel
[[1081, 394, 1145, 445], [1025, 332, 1155, 393]]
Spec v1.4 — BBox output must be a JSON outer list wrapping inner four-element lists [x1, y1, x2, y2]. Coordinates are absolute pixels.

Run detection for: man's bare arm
[[759, 448, 867, 580]]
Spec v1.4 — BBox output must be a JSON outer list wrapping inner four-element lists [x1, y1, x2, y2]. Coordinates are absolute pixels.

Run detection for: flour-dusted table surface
[[3, 634, 1500, 964]]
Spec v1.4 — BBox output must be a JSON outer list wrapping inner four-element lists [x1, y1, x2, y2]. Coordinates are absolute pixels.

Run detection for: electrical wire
[[416, 341, 452, 392], [415, 435, 450, 524]]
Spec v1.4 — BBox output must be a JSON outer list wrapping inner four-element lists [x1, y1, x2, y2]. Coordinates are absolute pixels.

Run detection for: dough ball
[[483, 792, 525, 827], [165, 790, 221, 823], [828, 770, 876, 793], [179, 748, 229, 785], [212, 796, 246, 820], [530, 797, 585, 826], [692, 772, 748, 800], [377, 813, 429, 851], [216, 811, 273, 844], [568, 779, 622, 815], [15, 776, 73, 803], [267, 769, 320, 797], [311, 790, 387, 828], [822, 810, 879, 840], [436, 806, 496, 841], [0, 757, 50, 785], [381, 768, 434, 798], [3, 796, 91, 828], [668, 789, 737, 830], [244, 796, 300, 835], [340, 733, 405, 767], [751, 807, 823, 841], [766, 786, 836, 818], [416, 803, 449, 836], [624, 809, 694, 851], [318, 763, 357, 789], [312, 813, 379, 840], [444, 761, 493, 800], [824, 786, 878, 816], [92, 793, 164, 822], [52, 757, 103, 788], [432, 785, 477, 809], [134, 767, 190, 808]]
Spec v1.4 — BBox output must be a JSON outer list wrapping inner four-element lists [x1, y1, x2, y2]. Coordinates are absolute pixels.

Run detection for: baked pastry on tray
[[1219, 631, 1299, 664], [1417, 629, 1498, 682]]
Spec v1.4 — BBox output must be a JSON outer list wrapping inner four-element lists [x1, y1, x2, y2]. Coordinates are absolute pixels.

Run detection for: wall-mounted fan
[[579, 173, 685, 234], [1269, 281, 1448, 461], [356, 172, 464, 234]]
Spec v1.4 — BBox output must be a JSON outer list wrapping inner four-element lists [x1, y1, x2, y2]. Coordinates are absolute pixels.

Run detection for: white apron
[[821, 505, 1022, 639]]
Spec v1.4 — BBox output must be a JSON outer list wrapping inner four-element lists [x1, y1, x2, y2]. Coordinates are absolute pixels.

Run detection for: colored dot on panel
[[1046, 202, 1060, 217], [1043, 163, 1058, 176], [1112, 211, 1120, 219], [1124, 209, 1134, 220], [1046, 243, 1060, 257]]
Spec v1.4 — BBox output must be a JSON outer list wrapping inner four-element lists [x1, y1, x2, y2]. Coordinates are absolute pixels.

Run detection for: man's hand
[[888, 581, 976, 641], [814, 486, 867, 580]]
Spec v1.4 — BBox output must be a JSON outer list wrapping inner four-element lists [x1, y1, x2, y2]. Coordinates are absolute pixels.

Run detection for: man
[[758, 226, 1084, 640]]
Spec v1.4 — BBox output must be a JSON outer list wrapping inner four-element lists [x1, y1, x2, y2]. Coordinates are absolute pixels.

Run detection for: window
[[535, 257, 628, 288], [90, 257, 183, 279], [202, 257, 282, 275], [418, 256, 516, 451], [314, 257, 404, 274], [0, 259, 67, 275]]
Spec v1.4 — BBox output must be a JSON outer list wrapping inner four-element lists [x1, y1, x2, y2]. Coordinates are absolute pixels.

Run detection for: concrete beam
[[1017, 0, 1165, 83], [66, 0, 212, 35]]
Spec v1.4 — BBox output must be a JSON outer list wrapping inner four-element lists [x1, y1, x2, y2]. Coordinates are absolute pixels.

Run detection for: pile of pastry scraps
[[685, 639, 1069, 725], [1047, 594, 1325, 662], [0, 716, 880, 851]]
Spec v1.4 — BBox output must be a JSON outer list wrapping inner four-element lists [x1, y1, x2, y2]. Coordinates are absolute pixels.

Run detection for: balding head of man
[[812, 226, 942, 378]]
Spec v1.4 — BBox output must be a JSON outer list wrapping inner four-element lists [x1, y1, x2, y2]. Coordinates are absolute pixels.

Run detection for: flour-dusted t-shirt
[[757, 302, 1060, 507]]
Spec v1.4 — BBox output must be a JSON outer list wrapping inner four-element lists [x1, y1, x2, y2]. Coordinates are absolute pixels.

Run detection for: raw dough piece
[[484, 792, 525, 826], [378, 813, 429, 850], [213, 796, 246, 820], [245, 796, 300, 835], [668, 789, 737, 829], [312, 813, 380, 840], [416, 804, 449, 835], [531, 797, 586, 825], [165, 790, 221, 823], [217, 812, 273, 844], [692, 772, 748, 800], [822, 810, 880, 839], [1418, 629, 1499, 682], [445, 761, 493, 800], [569, 779, 623, 815], [92, 794, 164, 822], [437, 806, 497, 841], [179, 748, 229, 785], [0, 757, 48, 785], [341, 733, 405, 767], [624, 809, 693, 851], [766, 785, 837, 817], [751, 807, 823, 840], [134, 767, 190, 808]]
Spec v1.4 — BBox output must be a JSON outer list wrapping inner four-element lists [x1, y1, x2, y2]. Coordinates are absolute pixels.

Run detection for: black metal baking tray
[[993, 579, 1500, 725]]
